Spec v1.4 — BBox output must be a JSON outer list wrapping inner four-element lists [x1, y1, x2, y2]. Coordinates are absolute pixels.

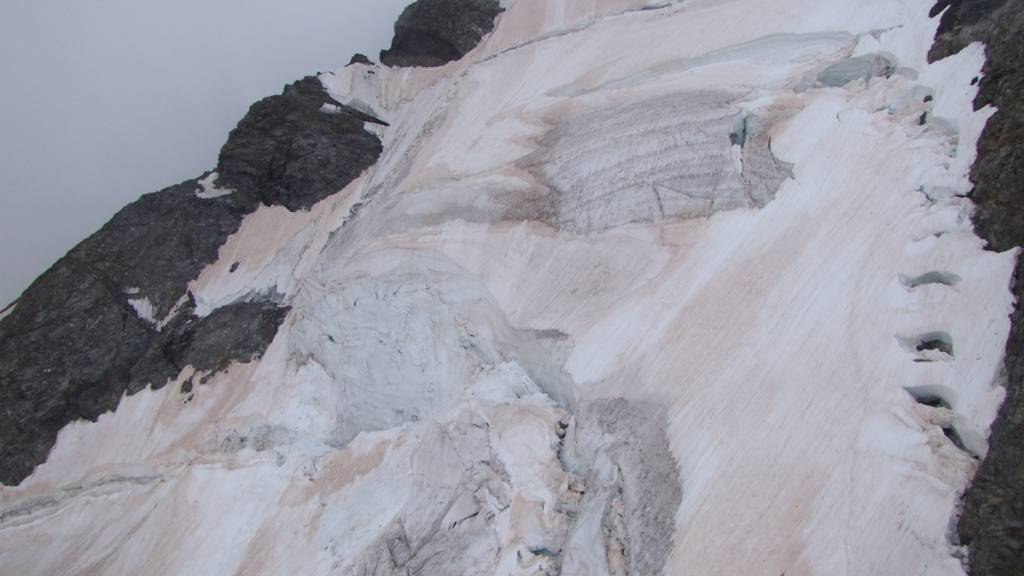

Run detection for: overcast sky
[[0, 0, 411, 307]]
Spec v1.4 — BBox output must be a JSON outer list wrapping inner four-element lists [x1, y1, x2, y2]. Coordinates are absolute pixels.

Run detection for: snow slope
[[0, 1, 1015, 574]]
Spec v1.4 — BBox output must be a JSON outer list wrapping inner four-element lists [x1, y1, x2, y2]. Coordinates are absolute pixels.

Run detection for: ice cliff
[[1, 0, 1022, 575]]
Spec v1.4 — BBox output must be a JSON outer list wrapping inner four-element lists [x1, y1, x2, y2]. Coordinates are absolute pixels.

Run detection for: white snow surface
[[128, 296, 156, 324], [195, 171, 234, 199], [0, 1, 1017, 575], [0, 303, 14, 323]]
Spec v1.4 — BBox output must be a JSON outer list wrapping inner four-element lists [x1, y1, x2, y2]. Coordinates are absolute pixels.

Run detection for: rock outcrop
[[930, 1, 1024, 574], [0, 76, 381, 486], [380, 0, 503, 67], [130, 299, 291, 394], [216, 76, 384, 211]]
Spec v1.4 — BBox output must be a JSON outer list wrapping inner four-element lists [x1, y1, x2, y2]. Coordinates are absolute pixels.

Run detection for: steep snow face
[[0, 1, 1016, 575]]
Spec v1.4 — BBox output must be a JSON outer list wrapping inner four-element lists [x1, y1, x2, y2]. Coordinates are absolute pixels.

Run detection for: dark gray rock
[[0, 75, 382, 487], [379, 0, 503, 67], [0, 259, 156, 486], [130, 298, 290, 392], [348, 53, 373, 66], [0, 175, 253, 486], [0, 270, 290, 486], [930, 1, 1024, 575], [216, 75, 384, 211], [71, 177, 254, 319]]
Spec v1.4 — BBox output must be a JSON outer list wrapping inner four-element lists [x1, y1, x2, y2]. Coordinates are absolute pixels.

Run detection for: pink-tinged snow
[[0, 1, 1015, 575]]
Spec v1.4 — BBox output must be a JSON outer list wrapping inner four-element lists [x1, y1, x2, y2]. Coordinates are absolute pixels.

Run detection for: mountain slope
[[0, 1, 1021, 575]]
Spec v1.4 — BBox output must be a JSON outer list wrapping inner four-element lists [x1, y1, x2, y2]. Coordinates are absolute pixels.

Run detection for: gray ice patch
[[528, 91, 793, 232], [817, 52, 897, 87], [561, 398, 682, 576]]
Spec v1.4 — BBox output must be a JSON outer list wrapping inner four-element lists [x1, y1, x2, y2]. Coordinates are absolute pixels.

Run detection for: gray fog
[[0, 0, 411, 308]]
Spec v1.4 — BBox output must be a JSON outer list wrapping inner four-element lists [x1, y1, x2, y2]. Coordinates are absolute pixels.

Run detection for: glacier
[[0, 0, 1021, 575]]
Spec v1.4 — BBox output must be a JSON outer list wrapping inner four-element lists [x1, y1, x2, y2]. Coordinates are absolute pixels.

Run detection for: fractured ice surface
[[531, 91, 794, 230], [0, 1, 1018, 575], [817, 52, 897, 87]]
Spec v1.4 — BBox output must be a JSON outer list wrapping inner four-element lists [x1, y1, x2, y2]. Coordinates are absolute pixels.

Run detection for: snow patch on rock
[[127, 296, 156, 324], [0, 303, 17, 323], [194, 172, 234, 199]]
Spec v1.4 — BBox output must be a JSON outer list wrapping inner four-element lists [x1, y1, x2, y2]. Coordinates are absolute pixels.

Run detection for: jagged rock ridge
[[0, 75, 381, 486], [216, 76, 384, 211], [380, 0, 503, 67]]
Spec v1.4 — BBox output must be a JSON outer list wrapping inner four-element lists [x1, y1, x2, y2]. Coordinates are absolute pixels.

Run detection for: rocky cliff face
[[380, 0, 502, 67], [0, 74, 380, 486], [931, 1, 1024, 574], [0, 1, 1022, 575]]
